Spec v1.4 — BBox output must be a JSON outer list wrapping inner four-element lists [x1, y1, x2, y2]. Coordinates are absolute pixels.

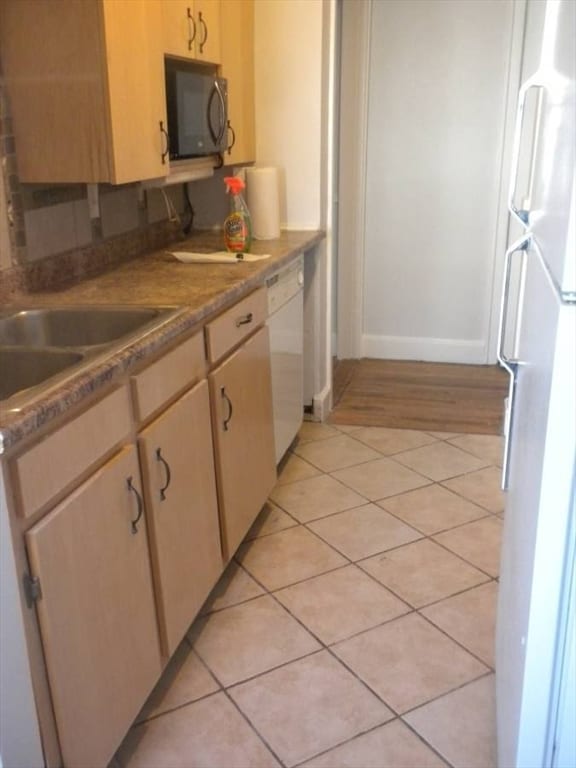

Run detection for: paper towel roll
[[245, 167, 280, 240]]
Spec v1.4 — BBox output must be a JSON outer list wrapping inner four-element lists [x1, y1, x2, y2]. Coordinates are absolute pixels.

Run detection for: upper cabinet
[[162, 0, 221, 64], [0, 0, 168, 184], [220, 0, 255, 165], [0, 0, 253, 184]]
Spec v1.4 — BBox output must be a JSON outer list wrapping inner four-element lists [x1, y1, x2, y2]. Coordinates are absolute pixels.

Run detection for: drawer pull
[[127, 477, 144, 534], [156, 448, 172, 501], [235, 312, 253, 328], [221, 387, 233, 431]]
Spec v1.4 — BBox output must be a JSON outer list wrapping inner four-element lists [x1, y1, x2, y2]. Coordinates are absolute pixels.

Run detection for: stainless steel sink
[[0, 305, 179, 408], [0, 307, 167, 348], [0, 347, 85, 402]]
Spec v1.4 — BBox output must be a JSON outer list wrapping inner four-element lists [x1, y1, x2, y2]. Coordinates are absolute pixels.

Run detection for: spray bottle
[[223, 176, 252, 253]]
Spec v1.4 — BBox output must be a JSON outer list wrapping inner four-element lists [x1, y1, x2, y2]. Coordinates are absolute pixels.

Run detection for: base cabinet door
[[25, 446, 162, 768], [138, 380, 223, 657], [209, 326, 277, 560]]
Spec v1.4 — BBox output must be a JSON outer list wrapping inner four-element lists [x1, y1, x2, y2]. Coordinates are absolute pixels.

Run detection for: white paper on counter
[[171, 251, 271, 264]]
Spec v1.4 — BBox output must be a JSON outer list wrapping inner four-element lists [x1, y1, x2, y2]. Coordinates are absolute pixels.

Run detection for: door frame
[[336, 0, 527, 364], [335, 0, 371, 360]]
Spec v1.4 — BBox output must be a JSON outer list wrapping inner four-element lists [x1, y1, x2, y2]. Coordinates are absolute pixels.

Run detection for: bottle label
[[224, 212, 249, 252]]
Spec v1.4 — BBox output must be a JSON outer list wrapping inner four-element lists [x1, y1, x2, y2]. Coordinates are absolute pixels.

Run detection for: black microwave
[[164, 58, 228, 160]]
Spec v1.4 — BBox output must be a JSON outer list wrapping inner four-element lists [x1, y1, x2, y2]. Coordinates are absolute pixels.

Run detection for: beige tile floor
[[114, 424, 505, 768]]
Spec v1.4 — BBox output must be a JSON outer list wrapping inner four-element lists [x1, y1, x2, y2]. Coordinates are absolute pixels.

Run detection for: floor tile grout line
[[414, 609, 495, 672], [302, 500, 426, 533], [288, 718, 409, 768], [428, 531, 501, 581], [354, 556, 494, 616], [221, 687, 289, 768], [375, 499, 499, 538], [273, 468, 500, 530], [437, 472, 505, 515], [347, 519, 499, 582], [131, 688, 224, 729], [300, 509, 424, 563], [191, 569, 494, 727], [228, 490, 498, 637], [398, 668, 495, 719], [281, 446, 506, 518]]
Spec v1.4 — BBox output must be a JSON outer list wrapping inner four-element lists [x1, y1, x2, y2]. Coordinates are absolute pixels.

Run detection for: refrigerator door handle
[[497, 234, 531, 489], [509, 81, 544, 228]]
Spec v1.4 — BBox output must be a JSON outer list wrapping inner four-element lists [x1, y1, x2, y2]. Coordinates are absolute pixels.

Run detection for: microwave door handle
[[213, 80, 226, 145], [207, 80, 226, 148], [207, 85, 218, 145]]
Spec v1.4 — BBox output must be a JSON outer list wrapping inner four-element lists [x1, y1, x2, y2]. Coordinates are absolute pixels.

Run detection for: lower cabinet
[[209, 325, 277, 560], [138, 380, 222, 657], [16, 298, 277, 766], [25, 446, 162, 768]]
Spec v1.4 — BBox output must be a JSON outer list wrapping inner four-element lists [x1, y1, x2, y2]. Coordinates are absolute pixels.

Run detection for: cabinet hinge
[[23, 573, 42, 608]]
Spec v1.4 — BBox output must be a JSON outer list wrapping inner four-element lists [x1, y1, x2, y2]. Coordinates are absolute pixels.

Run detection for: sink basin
[[0, 307, 167, 348], [0, 305, 180, 408], [0, 347, 85, 402]]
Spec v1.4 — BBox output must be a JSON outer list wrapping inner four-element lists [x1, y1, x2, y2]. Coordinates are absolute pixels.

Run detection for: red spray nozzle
[[224, 176, 245, 195]]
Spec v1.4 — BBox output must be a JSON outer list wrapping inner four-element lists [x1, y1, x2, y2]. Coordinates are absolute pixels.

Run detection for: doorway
[[335, 0, 527, 365]]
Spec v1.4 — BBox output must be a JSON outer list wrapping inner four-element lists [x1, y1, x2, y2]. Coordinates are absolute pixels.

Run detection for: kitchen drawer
[[131, 332, 206, 424], [205, 287, 267, 365], [11, 386, 131, 519]]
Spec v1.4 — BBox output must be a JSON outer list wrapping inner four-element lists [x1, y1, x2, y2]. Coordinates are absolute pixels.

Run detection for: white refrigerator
[[496, 1, 576, 767]]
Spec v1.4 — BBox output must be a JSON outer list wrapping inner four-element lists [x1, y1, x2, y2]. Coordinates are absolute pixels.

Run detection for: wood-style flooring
[[328, 358, 508, 435]]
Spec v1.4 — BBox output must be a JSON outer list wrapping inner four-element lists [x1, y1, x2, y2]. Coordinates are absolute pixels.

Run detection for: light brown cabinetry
[[9, 291, 276, 766], [10, 386, 131, 520], [25, 446, 162, 768], [162, 0, 221, 63], [209, 324, 276, 560], [138, 380, 222, 657], [220, 0, 255, 165], [0, 0, 168, 184]]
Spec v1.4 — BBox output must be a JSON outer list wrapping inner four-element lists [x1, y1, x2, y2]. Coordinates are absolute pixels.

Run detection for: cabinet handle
[[226, 120, 236, 155], [187, 7, 197, 50], [160, 121, 170, 165], [221, 386, 233, 431], [198, 11, 208, 54], [127, 476, 144, 534], [156, 447, 172, 501], [235, 312, 253, 328]]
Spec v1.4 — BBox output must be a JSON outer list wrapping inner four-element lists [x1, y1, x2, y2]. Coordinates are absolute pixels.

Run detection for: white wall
[[253, 0, 323, 230], [361, 0, 518, 363], [254, 0, 334, 416]]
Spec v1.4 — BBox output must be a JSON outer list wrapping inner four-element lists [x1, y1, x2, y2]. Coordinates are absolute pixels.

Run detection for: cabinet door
[[102, 0, 168, 183], [209, 326, 277, 560], [26, 446, 162, 768], [221, 0, 255, 165], [163, 0, 221, 63], [138, 380, 222, 657], [0, 0, 110, 183]]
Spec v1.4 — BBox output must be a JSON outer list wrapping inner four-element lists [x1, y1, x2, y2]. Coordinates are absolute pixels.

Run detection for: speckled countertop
[[0, 230, 324, 455]]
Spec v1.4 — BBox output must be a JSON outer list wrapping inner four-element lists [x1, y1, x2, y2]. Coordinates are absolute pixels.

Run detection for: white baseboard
[[362, 334, 488, 364], [309, 384, 332, 422]]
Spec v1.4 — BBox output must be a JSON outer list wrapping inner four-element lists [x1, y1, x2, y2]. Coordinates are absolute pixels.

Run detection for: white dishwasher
[[266, 254, 304, 464]]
